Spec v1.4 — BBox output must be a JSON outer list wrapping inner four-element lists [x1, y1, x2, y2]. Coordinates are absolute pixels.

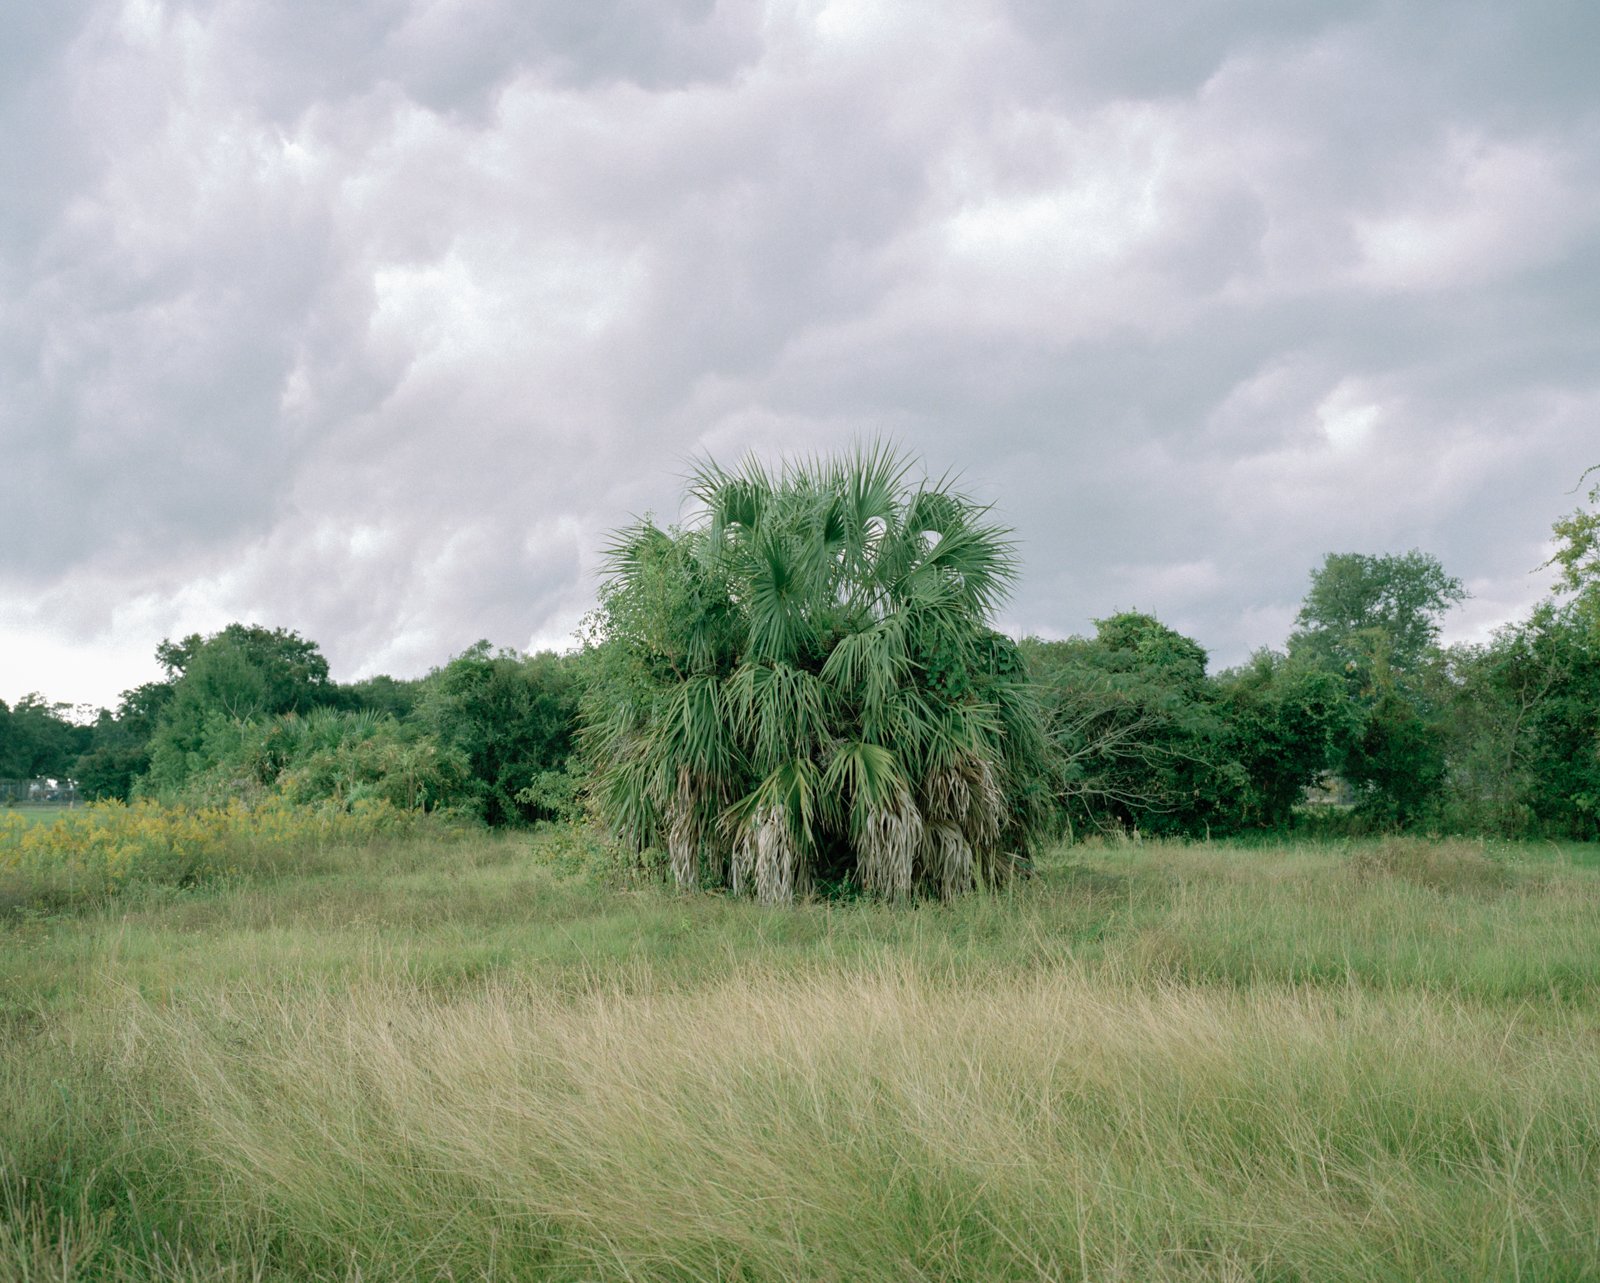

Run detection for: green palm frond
[[743, 526, 815, 663], [727, 661, 834, 776], [820, 617, 909, 741], [822, 740, 907, 816], [658, 675, 736, 778], [836, 439, 911, 534], [747, 757, 824, 850], [914, 518, 1018, 618], [599, 745, 660, 853], [600, 519, 673, 581]]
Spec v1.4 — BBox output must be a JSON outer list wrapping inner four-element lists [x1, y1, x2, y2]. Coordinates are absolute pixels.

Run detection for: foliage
[[1546, 464, 1600, 625], [271, 709, 471, 811], [273, 712, 470, 813], [141, 625, 339, 797], [130, 707, 472, 816], [0, 693, 90, 781], [1443, 604, 1600, 838], [1288, 550, 1465, 825], [72, 682, 173, 801], [1334, 649, 1451, 827], [1213, 649, 1355, 827], [329, 673, 426, 720], [513, 761, 588, 824], [583, 445, 1050, 901], [417, 643, 582, 826], [154, 624, 332, 702], [1289, 550, 1466, 675], [0, 796, 428, 910], [10, 479, 1600, 850], [1025, 616, 1241, 837]]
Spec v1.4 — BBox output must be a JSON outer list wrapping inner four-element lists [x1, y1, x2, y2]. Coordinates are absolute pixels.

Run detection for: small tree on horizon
[[1288, 550, 1466, 824], [581, 445, 1050, 903]]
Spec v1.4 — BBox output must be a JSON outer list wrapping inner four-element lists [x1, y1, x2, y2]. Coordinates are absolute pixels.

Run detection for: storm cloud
[[4, 0, 1598, 708]]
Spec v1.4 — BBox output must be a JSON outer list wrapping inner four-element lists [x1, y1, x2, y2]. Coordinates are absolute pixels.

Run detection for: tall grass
[[0, 797, 452, 916], [3, 829, 1599, 1280]]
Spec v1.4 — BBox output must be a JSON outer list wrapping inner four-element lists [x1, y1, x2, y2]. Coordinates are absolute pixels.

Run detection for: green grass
[[0, 803, 80, 826], [3, 828, 1600, 1280]]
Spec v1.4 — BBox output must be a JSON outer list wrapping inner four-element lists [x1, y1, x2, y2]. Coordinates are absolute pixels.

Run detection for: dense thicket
[[7, 455, 1599, 860], [416, 643, 582, 825]]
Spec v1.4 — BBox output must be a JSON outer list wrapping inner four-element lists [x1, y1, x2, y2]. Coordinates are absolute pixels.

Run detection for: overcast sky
[[4, 0, 1598, 711]]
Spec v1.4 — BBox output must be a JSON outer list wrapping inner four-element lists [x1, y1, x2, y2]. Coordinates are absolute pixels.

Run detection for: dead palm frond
[[921, 821, 973, 901]]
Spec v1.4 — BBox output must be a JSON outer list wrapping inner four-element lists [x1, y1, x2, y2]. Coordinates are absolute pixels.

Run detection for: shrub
[[583, 445, 1051, 902]]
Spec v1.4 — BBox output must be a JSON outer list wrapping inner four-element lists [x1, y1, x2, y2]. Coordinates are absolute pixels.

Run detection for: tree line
[[4, 453, 1597, 865], [2, 631, 583, 826]]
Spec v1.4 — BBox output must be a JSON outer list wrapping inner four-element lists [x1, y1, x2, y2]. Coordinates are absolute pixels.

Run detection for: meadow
[[3, 817, 1599, 1281]]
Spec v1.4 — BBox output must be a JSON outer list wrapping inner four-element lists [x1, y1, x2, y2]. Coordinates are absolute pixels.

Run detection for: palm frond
[[727, 661, 834, 776], [599, 519, 673, 581], [819, 616, 910, 741], [731, 758, 823, 903], [744, 526, 817, 663], [658, 675, 734, 778], [920, 821, 973, 900], [599, 746, 661, 853], [825, 741, 919, 899]]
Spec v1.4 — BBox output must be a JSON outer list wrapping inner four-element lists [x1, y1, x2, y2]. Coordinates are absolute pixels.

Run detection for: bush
[[418, 644, 582, 826], [583, 446, 1051, 902]]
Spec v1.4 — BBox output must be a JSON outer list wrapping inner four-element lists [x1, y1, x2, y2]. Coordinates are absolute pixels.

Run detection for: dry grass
[[19, 963, 1598, 1281], [4, 830, 1600, 1280], [1347, 835, 1516, 892]]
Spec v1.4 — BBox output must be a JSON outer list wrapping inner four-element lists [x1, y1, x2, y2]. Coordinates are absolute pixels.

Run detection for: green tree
[[1289, 551, 1464, 825], [253, 708, 471, 812], [1213, 650, 1354, 828], [154, 624, 332, 714], [73, 681, 173, 801], [1343, 651, 1453, 826], [1025, 615, 1241, 837], [0, 693, 89, 781], [582, 446, 1049, 902], [1546, 465, 1600, 627], [0, 698, 19, 779], [138, 703, 471, 812], [1289, 551, 1466, 674], [417, 644, 582, 826], [331, 674, 425, 721], [1443, 604, 1600, 838], [142, 625, 336, 797]]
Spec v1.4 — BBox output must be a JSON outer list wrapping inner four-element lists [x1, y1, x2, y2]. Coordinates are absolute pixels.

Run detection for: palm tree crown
[[583, 444, 1049, 902]]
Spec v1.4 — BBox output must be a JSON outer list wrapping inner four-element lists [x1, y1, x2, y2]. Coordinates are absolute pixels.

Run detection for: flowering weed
[[0, 798, 435, 911]]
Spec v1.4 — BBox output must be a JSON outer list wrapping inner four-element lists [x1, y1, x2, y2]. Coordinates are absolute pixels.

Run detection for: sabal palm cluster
[[584, 446, 1049, 903]]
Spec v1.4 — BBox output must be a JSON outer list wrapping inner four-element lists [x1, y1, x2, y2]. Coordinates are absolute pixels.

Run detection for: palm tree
[[583, 445, 1050, 903]]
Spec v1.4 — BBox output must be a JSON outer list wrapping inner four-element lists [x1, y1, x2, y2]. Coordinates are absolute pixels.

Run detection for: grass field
[[3, 825, 1599, 1280], [1, 803, 81, 826]]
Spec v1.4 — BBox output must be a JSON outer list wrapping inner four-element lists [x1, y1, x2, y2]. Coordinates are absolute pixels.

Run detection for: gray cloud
[[3, 0, 1597, 707]]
